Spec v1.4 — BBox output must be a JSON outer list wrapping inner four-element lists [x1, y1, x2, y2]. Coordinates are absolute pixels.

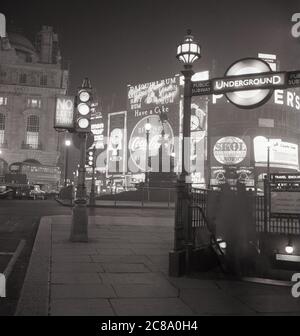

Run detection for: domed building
[[0, 16, 69, 189]]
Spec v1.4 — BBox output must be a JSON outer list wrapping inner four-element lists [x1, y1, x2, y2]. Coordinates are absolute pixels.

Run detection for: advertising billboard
[[54, 96, 74, 130], [91, 110, 105, 150], [254, 137, 299, 170], [127, 76, 180, 173], [211, 136, 251, 167], [106, 111, 127, 175], [210, 136, 253, 186]]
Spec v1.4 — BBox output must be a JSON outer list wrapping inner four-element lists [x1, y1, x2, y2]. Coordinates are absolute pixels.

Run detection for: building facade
[[209, 54, 300, 189], [0, 19, 69, 188]]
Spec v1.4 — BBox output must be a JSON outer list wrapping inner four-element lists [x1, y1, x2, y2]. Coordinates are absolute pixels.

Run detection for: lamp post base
[[169, 250, 186, 277], [70, 202, 88, 242]]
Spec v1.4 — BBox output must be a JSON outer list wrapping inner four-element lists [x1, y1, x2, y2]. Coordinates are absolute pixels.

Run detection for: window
[[0, 114, 5, 145], [26, 115, 39, 149], [27, 98, 41, 109], [0, 97, 7, 106], [19, 73, 27, 84], [26, 54, 33, 63], [40, 74, 47, 86]]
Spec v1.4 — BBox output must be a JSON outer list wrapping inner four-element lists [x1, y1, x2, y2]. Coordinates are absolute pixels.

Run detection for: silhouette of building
[[0, 15, 69, 188]]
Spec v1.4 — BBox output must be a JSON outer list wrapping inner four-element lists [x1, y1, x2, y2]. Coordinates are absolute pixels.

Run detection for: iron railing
[[190, 190, 300, 240], [254, 195, 300, 235], [189, 188, 211, 249]]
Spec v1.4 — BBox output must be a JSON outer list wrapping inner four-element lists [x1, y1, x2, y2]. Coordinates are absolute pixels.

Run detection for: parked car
[[14, 186, 32, 199], [29, 185, 47, 200], [0, 186, 14, 199]]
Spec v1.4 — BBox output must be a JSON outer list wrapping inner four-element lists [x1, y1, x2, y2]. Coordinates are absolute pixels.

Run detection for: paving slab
[[91, 255, 151, 264], [51, 255, 93, 263], [112, 284, 179, 298], [51, 284, 116, 299], [101, 263, 150, 273], [169, 277, 220, 290], [96, 248, 135, 256], [51, 273, 102, 284], [179, 288, 256, 316], [52, 262, 103, 273], [17, 213, 300, 316], [99, 273, 171, 286], [110, 298, 194, 316], [237, 294, 300, 314], [51, 299, 115, 316]]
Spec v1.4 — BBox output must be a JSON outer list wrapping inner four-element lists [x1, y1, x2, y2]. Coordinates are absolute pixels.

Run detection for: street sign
[[192, 71, 286, 97], [212, 71, 286, 95], [191, 57, 300, 109], [269, 173, 300, 217], [271, 191, 300, 216], [270, 173, 300, 183], [286, 71, 300, 88], [192, 80, 213, 96]]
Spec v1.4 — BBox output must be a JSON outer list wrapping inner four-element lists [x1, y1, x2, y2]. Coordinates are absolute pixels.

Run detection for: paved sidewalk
[[16, 213, 300, 316]]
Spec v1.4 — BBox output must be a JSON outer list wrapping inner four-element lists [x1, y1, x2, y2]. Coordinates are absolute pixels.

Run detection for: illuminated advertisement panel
[[106, 111, 127, 175], [210, 136, 253, 186], [211, 136, 251, 167], [190, 97, 208, 184], [254, 137, 299, 170], [54, 96, 75, 129], [127, 76, 180, 173], [91, 110, 105, 150]]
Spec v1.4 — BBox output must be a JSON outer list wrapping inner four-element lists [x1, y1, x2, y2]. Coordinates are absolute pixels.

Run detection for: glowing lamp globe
[[176, 30, 201, 65]]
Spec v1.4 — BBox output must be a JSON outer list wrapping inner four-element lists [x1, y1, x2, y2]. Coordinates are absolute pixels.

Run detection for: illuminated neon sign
[[192, 57, 300, 109], [213, 136, 248, 166], [54, 96, 75, 130]]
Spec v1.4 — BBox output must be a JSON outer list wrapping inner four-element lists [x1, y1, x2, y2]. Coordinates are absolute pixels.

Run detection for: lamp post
[[169, 30, 201, 277], [64, 139, 71, 187], [145, 119, 152, 188]]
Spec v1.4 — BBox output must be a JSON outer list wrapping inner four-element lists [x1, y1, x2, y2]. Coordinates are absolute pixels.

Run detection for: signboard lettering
[[54, 96, 74, 129], [212, 72, 285, 94], [271, 192, 300, 216]]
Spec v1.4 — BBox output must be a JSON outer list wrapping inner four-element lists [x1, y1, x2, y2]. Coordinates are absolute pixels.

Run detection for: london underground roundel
[[225, 58, 273, 109], [213, 137, 247, 165]]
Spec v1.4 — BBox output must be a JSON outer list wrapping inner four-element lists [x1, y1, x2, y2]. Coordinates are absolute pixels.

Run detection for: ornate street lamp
[[169, 30, 201, 277]]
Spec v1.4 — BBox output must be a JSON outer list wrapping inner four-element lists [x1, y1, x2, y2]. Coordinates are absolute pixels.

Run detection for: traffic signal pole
[[70, 78, 93, 243], [70, 132, 88, 242]]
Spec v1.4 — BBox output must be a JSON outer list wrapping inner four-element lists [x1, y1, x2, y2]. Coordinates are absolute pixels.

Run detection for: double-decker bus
[[8, 162, 61, 191]]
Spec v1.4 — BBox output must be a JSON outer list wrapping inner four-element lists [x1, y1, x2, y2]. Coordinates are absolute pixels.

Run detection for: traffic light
[[86, 148, 96, 167], [74, 78, 92, 133]]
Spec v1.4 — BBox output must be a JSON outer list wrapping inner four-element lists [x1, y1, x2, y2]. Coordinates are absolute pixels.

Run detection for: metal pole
[[90, 164, 96, 206], [146, 130, 150, 201], [70, 133, 88, 242], [64, 145, 69, 187], [267, 138, 270, 181], [89, 148, 96, 206], [169, 65, 194, 277]]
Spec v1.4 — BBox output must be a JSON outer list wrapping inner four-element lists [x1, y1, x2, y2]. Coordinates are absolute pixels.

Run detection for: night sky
[[1, 0, 300, 110]]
